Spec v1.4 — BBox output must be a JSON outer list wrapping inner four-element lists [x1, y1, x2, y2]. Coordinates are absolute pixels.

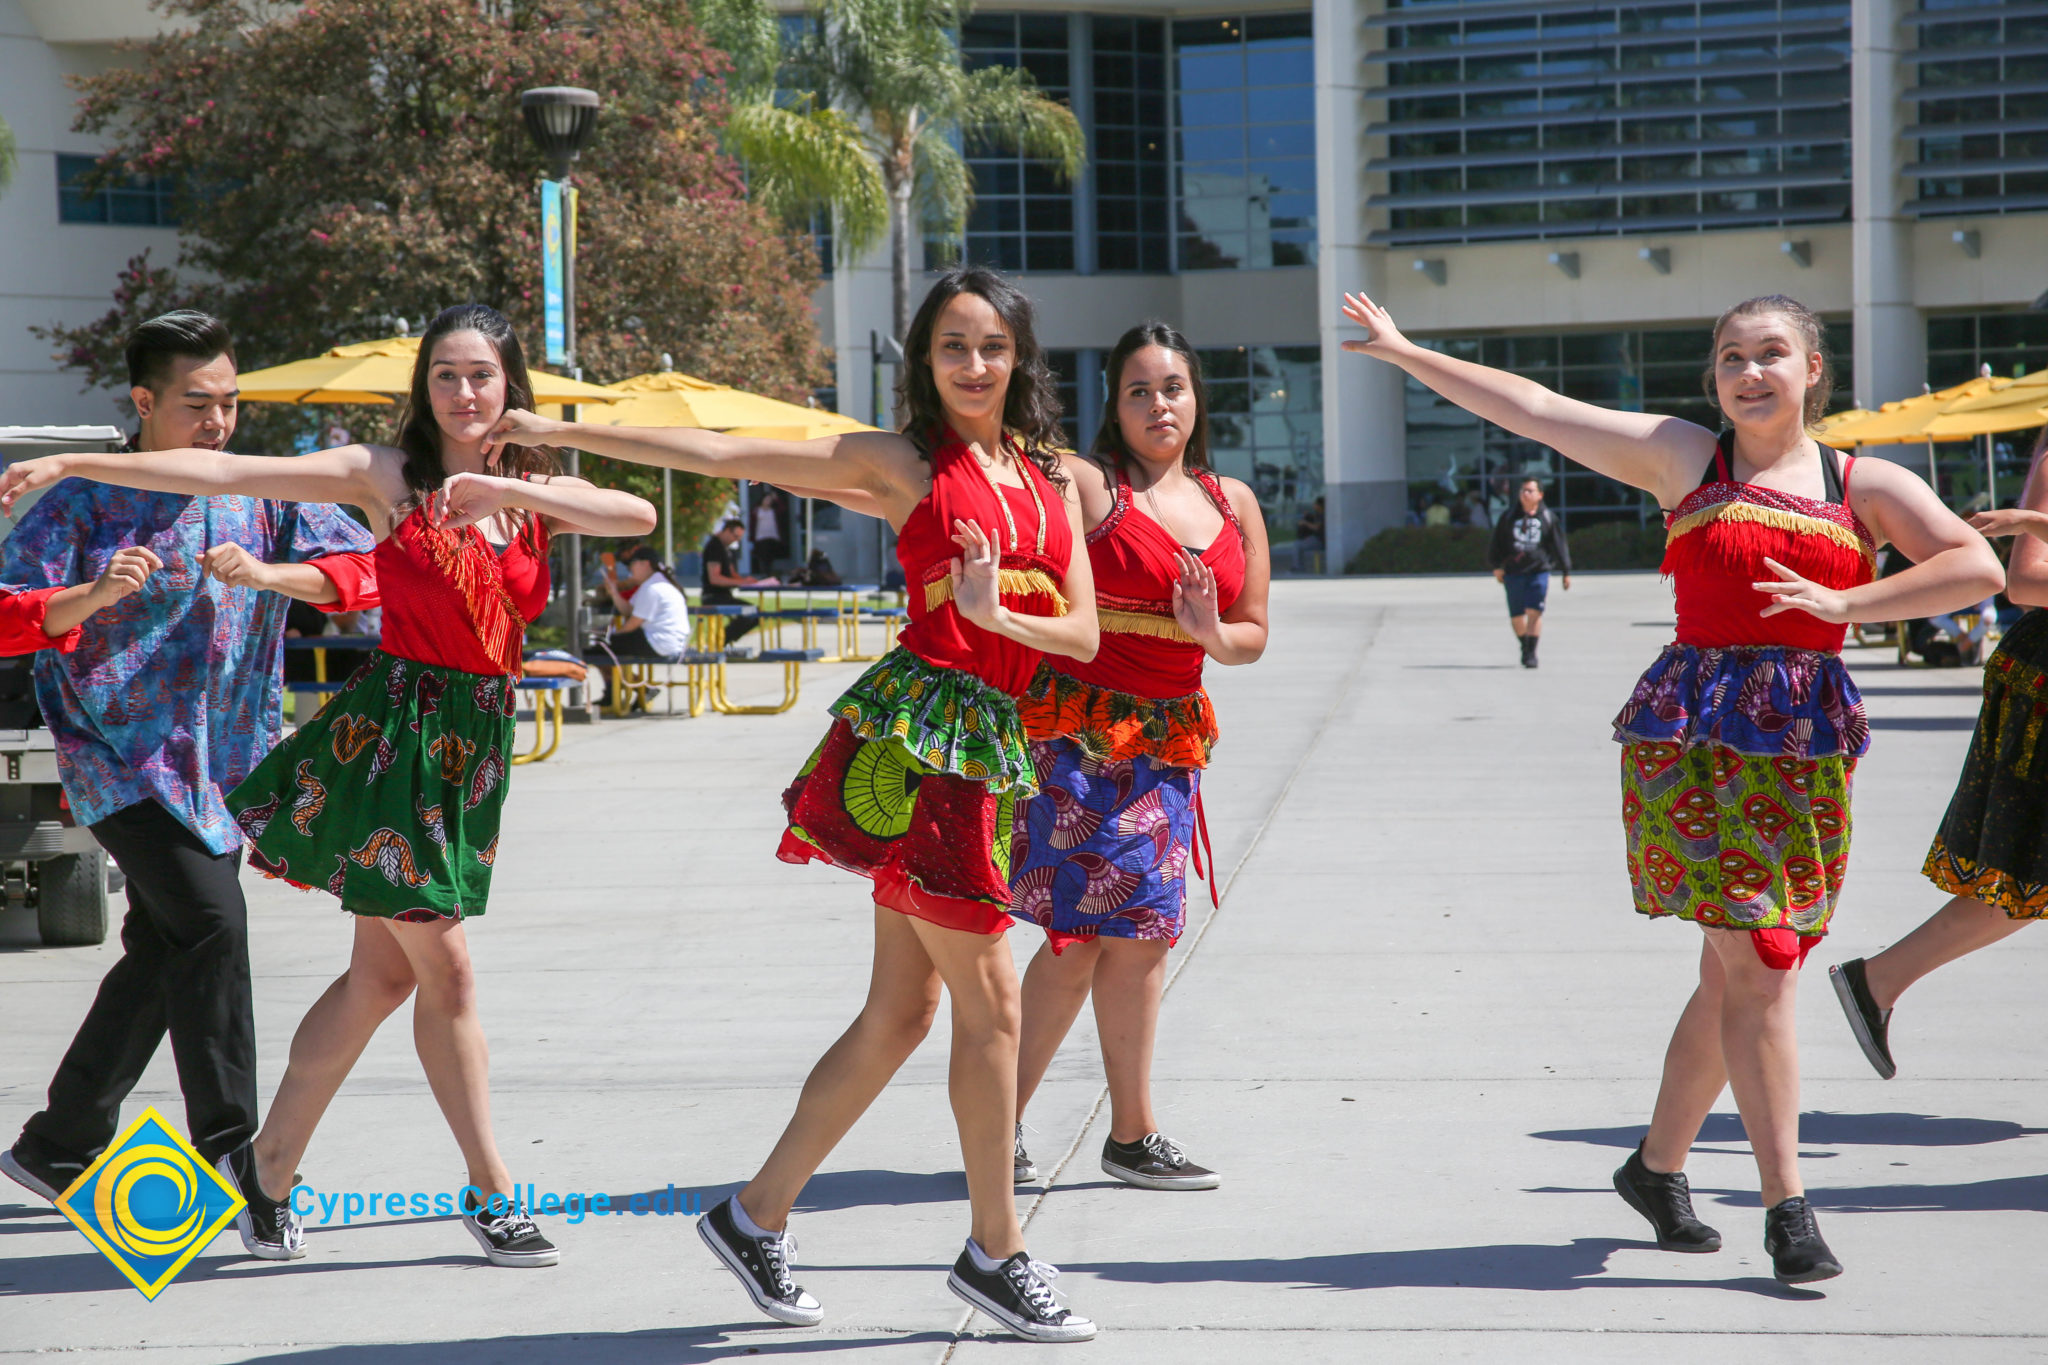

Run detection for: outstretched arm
[[432, 472, 657, 539], [485, 410, 924, 525], [1971, 456, 2048, 607], [1341, 292, 1718, 509], [0, 445, 394, 522]]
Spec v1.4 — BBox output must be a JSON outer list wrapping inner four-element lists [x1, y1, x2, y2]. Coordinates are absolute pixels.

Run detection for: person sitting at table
[[701, 517, 763, 647], [603, 545, 691, 660]]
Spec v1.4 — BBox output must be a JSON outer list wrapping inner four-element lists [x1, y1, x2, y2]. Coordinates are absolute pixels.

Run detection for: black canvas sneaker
[[1764, 1195, 1843, 1284], [1612, 1143, 1721, 1252], [463, 1204, 559, 1267], [947, 1246, 1096, 1342], [214, 1144, 306, 1260], [1829, 958, 1897, 1079], [697, 1195, 823, 1327], [1014, 1123, 1039, 1185], [1, 1134, 85, 1202], [1101, 1132, 1220, 1191]]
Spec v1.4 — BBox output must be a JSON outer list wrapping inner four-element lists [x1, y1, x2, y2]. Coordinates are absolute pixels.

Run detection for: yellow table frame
[[511, 685, 566, 764]]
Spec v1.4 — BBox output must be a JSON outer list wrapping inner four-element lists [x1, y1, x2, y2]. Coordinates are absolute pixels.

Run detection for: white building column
[[828, 236, 896, 583], [1851, 0, 1923, 411], [1315, 0, 1405, 571]]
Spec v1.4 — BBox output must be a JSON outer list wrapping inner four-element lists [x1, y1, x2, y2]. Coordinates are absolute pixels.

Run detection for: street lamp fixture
[[520, 87, 600, 181]]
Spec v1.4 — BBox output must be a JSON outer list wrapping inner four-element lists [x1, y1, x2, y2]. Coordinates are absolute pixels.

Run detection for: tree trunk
[[885, 150, 914, 426]]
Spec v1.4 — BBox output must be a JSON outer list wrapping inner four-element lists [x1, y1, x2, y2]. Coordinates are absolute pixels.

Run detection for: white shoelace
[[1008, 1258, 1066, 1317], [762, 1231, 799, 1295], [1142, 1133, 1187, 1168]]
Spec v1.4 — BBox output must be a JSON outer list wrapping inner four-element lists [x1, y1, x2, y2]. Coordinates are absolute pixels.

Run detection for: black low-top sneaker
[[463, 1205, 559, 1267], [1764, 1195, 1842, 1284], [1829, 958, 1897, 1080], [1101, 1132, 1220, 1191], [1014, 1123, 1039, 1186], [697, 1195, 823, 1327], [214, 1145, 306, 1261], [1, 1135, 85, 1203], [947, 1246, 1096, 1343], [1613, 1143, 1721, 1252]]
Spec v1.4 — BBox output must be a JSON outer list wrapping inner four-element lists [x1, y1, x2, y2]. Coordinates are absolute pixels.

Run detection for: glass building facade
[[56, 154, 182, 227], [1173, 14, 1318, 269], [959, 14, 1080, 272], [1366, 0, 1853, 246], [1908, 4, 2048, 217]]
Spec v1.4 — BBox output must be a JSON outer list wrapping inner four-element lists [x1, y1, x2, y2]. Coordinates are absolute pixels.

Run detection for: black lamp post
[[519, 86, 600, 651]]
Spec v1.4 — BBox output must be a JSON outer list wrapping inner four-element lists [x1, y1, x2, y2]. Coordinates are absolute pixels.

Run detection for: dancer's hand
[[480, 408, 563, 460], [1172, 547, 1223, 645], [1755, 556, 1850, 623], [431, 472, 521, 532], [1970, 507, 2048, 540], [87, 545, 162, 606], [1339, 292, 1417, 360], [0, 456, 70, 514], [200, 543, 279, 593], [948, 519, 1002, 629]]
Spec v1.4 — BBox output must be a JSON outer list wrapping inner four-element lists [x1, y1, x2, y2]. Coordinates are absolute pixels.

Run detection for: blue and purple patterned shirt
[[1, 480, 375, 852]]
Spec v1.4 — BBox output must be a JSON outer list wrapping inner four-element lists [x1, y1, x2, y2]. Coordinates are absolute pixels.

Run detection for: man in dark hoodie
[[1488, 475, 1572, 668]]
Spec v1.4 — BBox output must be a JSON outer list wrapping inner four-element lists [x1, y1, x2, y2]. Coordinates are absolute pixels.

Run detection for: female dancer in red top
[[1339, 290, 2001, 1283], [0, 305, 656, 1269], [1007, 323, 1270, 1193], [480, 266, 1102, 1341]]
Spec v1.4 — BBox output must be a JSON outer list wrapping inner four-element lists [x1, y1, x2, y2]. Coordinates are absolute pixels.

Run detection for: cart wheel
[[35, 850, 109, 947]]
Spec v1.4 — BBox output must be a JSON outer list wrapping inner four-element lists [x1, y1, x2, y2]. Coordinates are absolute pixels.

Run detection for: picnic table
[[726, 582, 905, 661], [283, 636, 571, 764]]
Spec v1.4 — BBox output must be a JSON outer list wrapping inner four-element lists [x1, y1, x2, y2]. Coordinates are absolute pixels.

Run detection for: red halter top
[[1663, 434, 1875, 654], [375, 505, 551, 678], [1053, 465, 1246, 700], [893, 432, 1072, 696]]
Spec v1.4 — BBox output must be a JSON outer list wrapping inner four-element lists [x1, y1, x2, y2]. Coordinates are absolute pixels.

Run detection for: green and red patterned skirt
[[1924, 610, 2048, 918], [229, 650, 514, 921], [778, 647, 1036, 934]]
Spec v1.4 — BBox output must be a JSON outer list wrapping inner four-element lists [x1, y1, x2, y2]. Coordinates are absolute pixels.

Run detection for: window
[[1921, 312, 2048, 506], [1092, 16, 1171, 272], [1909, 9, 2048, 216], [1174, 14, 1317, 270], [56, 154, 181, 227], [1369, 1, 1853, 246], [1196, 345, 1322, 533], [955, 14, 1077, 272], [1404, 321, 1856, 529]]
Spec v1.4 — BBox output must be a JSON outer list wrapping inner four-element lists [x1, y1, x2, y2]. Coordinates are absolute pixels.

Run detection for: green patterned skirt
[[229, 651, 516, 920], [777, 647, 1035, 934]]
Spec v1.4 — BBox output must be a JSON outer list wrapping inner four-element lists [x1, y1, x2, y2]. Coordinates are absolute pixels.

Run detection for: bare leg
[[905, 915, 1027, 1259], [251, 916, 417, 1201], [1510, 615, 1529, 639], [1015, 939, 1099, 1120], [1093, 939, 1171, 1143], [1524, 609, 1543, 638], [384, 917, 513, 1201], [1861, 895, 2030, 1010], [739, 905, 941, 1232], [1706, 928, 1804, 1206], [1641, 935, 1729, 1174]]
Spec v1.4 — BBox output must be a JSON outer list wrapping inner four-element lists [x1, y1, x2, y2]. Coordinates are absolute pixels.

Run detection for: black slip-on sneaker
[[947, 1246, 1096, 1343], [1102, 1132, 1220, 1191], [463, 1205, 559, 1267], [1765, 1196, 1843, 1285], [1613, 1143, 1721, 1252], [214, 1144, 306, 1260], [1, 1135, 84, 1203], [697, 1195, 823, 1327], [1829, 958, 1897, 1080]]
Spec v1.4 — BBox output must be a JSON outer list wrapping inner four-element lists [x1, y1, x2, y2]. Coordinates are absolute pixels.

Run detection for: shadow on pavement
[[1530, 1111, 2047, 1150], [1528, 1175, 2048, 1214], [229, 1330, 961, 1363], [0, 1248, 477, 1295]]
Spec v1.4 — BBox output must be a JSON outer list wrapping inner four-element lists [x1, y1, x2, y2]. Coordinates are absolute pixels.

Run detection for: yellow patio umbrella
[[1814, 376, 2002, 447], [1920, 388, 2048, 441], [550, 370, 872, 431], [234, 335, 625, 406], [1940, 368, 2048, 416]]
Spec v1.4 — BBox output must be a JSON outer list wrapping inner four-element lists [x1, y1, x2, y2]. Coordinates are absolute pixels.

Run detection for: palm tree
[[702, 0, 1085, 346], [0, 116, 16, 197]]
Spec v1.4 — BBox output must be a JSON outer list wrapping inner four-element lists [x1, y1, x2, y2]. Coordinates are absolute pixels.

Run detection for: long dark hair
[[1093, 321, 1213, 473], [394, 304, 561, 497], [895, 265, 1067, 487]]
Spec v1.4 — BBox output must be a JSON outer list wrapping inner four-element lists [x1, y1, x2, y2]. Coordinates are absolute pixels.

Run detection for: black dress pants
[[23, 800, 256, 1165]]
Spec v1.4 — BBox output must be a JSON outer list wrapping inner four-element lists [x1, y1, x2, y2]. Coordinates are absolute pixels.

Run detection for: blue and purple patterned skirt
[[1007, 737, 1200, 953]]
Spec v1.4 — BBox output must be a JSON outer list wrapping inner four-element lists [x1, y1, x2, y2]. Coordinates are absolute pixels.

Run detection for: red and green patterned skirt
[[778, 647, 1034, 934], [1621, 739, 1854, 945], [229, 650, 515, 921]]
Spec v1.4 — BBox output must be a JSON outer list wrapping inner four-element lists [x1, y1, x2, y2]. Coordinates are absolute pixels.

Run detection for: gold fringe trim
[[1098, 608, 1196, 644], [1666, 499, 1874, 563], [925, 568, 1070, 616]]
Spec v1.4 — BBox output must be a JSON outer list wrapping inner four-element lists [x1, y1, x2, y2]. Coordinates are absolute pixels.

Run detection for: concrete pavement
[[3, 573, 2045, 1362]]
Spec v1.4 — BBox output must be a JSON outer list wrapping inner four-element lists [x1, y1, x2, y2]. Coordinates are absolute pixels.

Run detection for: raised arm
[[1341, 292, 1718, 509], [0, 445, 395, 523], [485, 410, 927, 527], [949, 488, 1099, 663], [1173, 479, 1269, 666], [433, 472, 657, 539], [1969, 452, 2048, 608]]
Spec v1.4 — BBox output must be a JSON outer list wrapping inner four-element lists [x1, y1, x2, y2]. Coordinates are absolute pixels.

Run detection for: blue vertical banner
[[540, 180, 566, 365]]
